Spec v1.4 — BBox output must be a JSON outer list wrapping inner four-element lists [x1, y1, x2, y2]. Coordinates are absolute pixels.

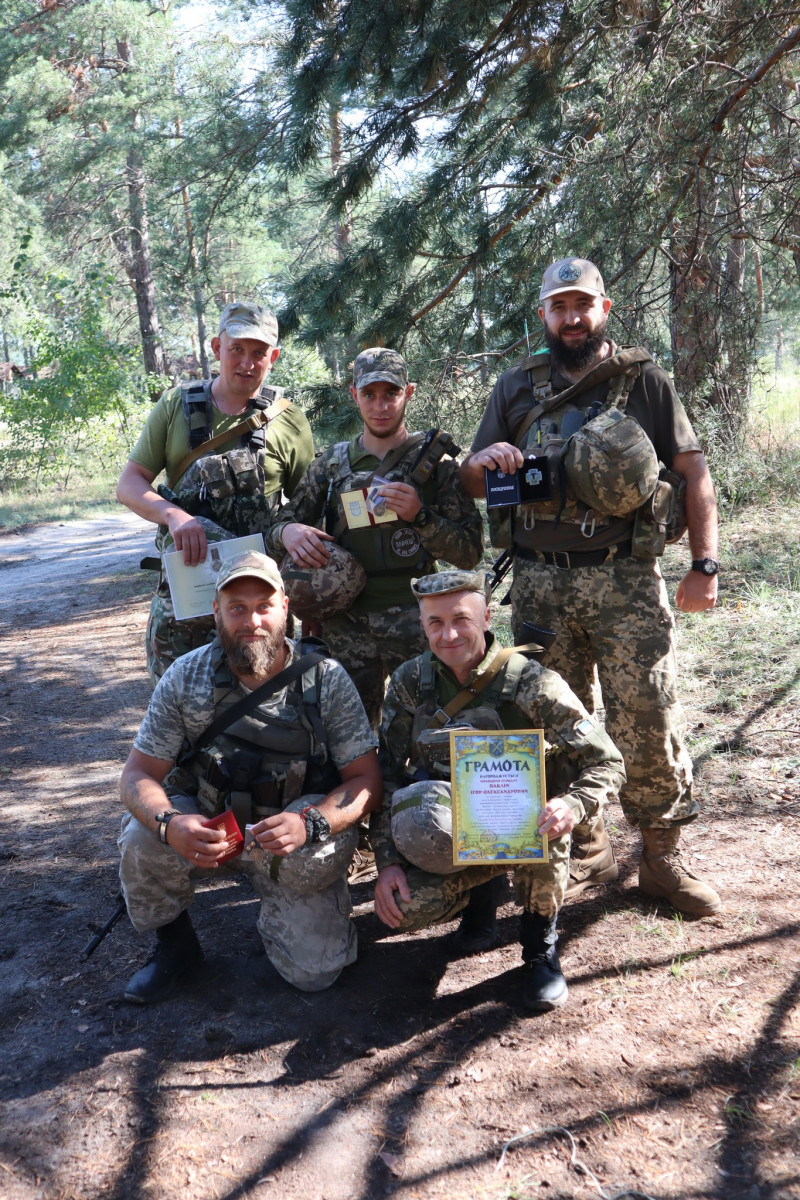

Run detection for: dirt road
[[0, 514, 798, 1200]]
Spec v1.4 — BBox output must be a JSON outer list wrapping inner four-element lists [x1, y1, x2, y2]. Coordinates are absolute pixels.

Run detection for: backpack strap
[[169, 393, 292, 488]]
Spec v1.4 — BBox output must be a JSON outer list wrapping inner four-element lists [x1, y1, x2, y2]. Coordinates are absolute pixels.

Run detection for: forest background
[[0, 0, 798, 526]]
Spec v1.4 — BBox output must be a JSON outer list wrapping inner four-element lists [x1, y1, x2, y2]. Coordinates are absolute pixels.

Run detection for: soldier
[[118, 551, 380, 1004], [372, 570, 625, 1011], [267, 348, 483, 728], [459, 257, 721, 915], [117, 302, 314, 683]]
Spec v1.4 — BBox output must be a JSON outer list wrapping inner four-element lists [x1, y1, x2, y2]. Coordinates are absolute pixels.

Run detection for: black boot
[[124, 911, 203, 1006], [520, 910, 568, 1012], [453, 875, 509, 955]]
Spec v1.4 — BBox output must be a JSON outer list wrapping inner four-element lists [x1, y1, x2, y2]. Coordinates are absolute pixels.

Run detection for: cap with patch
[[540, 258, 605, 303], [352, 347, 408, 390], [215, 551, 284, 595], [411, 570, 491, 602], [218, 301, 279, 347]]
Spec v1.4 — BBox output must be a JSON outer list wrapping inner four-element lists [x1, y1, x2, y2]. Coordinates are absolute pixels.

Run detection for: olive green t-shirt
[[129, 385, 315, 497]]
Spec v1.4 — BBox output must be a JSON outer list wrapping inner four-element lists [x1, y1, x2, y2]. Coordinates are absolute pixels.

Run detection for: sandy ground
[[0, 514, 798, 1200]]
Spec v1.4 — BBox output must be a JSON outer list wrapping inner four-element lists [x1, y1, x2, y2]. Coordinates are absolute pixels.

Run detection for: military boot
[[639, 826, 721, 916], [453, 876, 510, 955], [124, 911, 204, 1005], [519, 910, 568, 1012], [564, 817, 619, 899]]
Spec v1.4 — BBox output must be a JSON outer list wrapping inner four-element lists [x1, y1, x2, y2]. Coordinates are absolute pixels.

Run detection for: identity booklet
[[164, 533, 266, 620]]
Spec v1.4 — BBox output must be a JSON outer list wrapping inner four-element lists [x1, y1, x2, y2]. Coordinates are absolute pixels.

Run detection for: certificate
[[164, 533, 266, 620], [450, 730, 548, 866]]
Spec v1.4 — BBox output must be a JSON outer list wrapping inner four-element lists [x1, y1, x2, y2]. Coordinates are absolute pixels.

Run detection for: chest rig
[[323, 430, 459, 576], [172, 640, 339, 832], [168, 380, 290, 538]]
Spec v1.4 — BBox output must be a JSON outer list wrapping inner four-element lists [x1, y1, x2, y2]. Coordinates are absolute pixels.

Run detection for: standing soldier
[[459, 257, 721, 916], [117, 302, 314, 683], [268, 348, 483, 728]]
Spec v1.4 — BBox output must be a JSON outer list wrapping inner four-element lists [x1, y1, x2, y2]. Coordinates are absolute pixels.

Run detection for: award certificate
[[164, 533, 266, 620], [450, 729, 548, 866]]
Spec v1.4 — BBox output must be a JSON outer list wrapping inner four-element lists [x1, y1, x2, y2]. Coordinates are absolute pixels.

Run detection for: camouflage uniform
[[472, 349, 702, 831], [119, 637, 377, 992], [130, 383, 314, 684], [269, 420, 483, 727], [372, 631, 625, 928]]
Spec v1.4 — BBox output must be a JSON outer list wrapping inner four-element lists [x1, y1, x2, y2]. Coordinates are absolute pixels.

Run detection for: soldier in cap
[[118, 550, 380, 1004], [459, 257, 721, 916], [372, 569, 625, 1011], [117, 302, 315, 683], [268, 347, 483, 728]]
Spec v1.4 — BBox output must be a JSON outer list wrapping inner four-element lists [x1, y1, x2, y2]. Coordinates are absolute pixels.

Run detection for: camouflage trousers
[[510, 553, 697, 829], [392, 837, 570, 932], [323, 603, 428, 728], [118, 793, 357, 992]]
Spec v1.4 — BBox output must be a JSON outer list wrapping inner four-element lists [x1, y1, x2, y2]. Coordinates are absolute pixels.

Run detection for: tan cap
[[215, 551, 284, 594], [411, 570, 491, 602], [218, 301, 278, 346], [540, 258, 605, 302]]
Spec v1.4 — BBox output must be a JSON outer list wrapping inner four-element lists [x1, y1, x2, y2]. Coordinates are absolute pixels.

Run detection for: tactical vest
[[409, 649, 578, 796], [324, 436, 445, 577], [489, 348, 651, 546], [168, 380, 290, 539], [169, 640, 339, 831]]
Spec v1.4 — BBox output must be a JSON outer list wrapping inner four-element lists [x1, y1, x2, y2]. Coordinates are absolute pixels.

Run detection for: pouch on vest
[[631, 465, 688, 559], [563, 407, 659, 517]]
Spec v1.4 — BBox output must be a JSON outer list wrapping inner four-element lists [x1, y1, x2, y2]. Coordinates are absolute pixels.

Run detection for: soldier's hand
[[537, 796, 577, 839], [168, 511, 208, 566], [675, 569, 718, 613], [166, 813, 228, 866], [374, 865, 411, 928], [468, 442, 524, 476], [282, 523, 334, 569], [377, 481, 422, 523], [251, 811, 307, 857]]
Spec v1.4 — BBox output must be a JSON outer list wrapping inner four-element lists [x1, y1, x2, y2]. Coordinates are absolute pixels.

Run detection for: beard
[[544, 316, 608, 371], [215, 616, 286, 677]]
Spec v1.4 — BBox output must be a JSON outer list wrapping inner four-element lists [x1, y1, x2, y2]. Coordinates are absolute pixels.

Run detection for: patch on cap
[[411, 570, 491, 602], [215, 550, 284, 595], [352, 347, 409, 390], [540, 258, 605, 302]]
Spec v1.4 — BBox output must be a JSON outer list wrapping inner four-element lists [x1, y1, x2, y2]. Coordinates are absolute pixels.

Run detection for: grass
[[0, 469, 121, 532]]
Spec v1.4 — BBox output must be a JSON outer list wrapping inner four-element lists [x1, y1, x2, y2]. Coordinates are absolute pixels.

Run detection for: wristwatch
[[300, 806, 331, 844], [691, 558, 719, 576], [155, 809, 182, 844], [412, 506, 434, 529]]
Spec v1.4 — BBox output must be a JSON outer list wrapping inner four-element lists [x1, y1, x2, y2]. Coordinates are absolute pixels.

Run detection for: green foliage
[[0, 270, 153, 488]]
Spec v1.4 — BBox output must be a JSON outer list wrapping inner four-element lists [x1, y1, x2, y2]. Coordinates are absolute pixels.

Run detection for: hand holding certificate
[[450, 730, 549, 866]]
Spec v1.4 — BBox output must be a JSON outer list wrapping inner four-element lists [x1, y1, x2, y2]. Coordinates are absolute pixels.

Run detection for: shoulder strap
[[168, 394, 293, 489], [431, 643, 542, 727], [512, 348, 652, 448], [176, 650, 326, 768]]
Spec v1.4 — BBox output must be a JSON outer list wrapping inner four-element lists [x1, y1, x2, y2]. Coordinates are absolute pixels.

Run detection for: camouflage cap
[[218, 301, 278, 346], [540, 258, 606, 302], [411, 570, 491, 603], [352, 347, 408, 390], [215, 550, 284, 594]]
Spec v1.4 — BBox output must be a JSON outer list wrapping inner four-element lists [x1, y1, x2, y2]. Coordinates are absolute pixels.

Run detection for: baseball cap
[[411, 570, 491, 602], [215, 551, 284, 595], [352, 347, 408, 390], [218, 302, 279, 346], [539, 258, 605, 302]]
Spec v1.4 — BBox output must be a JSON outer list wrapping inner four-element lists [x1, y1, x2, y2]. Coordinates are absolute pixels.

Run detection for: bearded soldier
[[371, 570, 625, 1012], [118, 551, 380, 1004], [267, 348, 483, 728], [117, 302, 314, 683], [459, 257, 721, 916]]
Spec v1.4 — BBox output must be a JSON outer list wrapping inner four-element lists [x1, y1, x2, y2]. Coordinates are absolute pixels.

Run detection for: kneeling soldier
[[372, 570, 625, 1011], [118, 551, 380, 1003]]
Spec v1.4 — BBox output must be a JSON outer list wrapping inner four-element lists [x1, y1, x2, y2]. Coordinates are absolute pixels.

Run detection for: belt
[[515, 540, 633, 569]]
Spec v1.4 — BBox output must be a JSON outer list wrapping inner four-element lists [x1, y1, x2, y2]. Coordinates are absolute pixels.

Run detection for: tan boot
[[639, 826, 721, 916], [564, 817, 619, 899]]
